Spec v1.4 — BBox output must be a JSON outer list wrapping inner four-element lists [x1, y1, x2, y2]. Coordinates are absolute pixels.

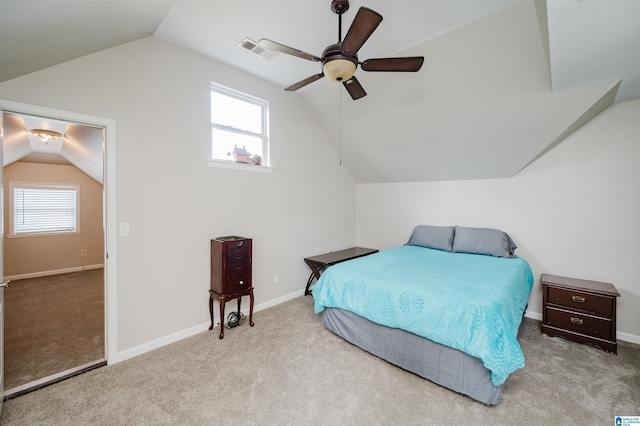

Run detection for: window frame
[[8, 181, 81, 238], [210, 83, 271, 169]]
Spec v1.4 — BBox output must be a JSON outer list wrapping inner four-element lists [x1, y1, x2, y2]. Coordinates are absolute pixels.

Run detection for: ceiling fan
[[258, 0, 424, 100]]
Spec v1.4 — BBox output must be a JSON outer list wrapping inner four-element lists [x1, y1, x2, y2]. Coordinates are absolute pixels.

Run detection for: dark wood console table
[[304, 247, 378, 295]]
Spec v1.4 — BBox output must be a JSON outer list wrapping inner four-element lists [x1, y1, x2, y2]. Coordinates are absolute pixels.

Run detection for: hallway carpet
[[3, 269, 105, 392]]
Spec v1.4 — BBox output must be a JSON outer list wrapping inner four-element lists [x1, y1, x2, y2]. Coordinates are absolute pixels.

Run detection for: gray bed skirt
[[322, 307, 504, 405]]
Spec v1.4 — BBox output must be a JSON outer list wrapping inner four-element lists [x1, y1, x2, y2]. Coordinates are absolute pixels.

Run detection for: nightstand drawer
[[547, 286, 613, 317], [546, 306, 612, 339]]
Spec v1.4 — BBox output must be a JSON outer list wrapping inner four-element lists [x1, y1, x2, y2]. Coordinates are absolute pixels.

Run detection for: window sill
[[207, 159, 274, 173], [7, 230, 80, 239]]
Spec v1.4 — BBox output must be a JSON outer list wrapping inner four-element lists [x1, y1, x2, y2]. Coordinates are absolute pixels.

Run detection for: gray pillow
[[407, 225, 455, 252], [452, 226, 517, 258]]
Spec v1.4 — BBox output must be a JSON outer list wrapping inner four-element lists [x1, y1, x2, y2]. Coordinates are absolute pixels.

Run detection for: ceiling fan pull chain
[[339, 86, 343, 166]]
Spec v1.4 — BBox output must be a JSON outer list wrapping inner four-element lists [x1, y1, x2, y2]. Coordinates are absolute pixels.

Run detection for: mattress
[[313, 245, 533, 386], [322, 306, 504, 405]]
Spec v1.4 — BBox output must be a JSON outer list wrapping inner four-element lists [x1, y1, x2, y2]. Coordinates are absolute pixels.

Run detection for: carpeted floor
[[3, 269, 105, 392], [1, 295, 638, 425]]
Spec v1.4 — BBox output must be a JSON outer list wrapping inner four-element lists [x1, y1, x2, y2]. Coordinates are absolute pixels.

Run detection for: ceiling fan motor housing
[[322, 42, 358, 81]]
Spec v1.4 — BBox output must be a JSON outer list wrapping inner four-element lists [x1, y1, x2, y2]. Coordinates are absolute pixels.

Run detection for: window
[[210, 83, 269, 167], [9, 182, 80, 237]]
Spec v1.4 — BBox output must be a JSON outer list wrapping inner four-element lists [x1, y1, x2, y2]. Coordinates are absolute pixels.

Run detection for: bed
[[312, 225, 534, 405]]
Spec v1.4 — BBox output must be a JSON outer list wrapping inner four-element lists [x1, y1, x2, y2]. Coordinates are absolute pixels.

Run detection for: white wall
[[0, 36, 356, 355], [356, 99, 640, 342]]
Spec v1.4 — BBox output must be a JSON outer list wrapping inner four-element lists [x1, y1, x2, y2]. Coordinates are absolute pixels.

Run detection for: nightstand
[[541, 274, 620, 354]]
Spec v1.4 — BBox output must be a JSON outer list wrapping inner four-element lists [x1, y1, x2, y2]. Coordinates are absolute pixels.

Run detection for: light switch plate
[[119, 222, 130, 236]]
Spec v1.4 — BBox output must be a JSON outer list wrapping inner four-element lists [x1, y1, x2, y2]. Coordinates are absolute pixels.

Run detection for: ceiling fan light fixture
[[323, 59, 356, 82], [31, 129, 62, 144], [262, 1, 423, 99]]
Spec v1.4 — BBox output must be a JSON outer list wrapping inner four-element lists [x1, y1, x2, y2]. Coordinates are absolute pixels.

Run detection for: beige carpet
[[3, 269, 105, 392], [1, 295, 638, 425]]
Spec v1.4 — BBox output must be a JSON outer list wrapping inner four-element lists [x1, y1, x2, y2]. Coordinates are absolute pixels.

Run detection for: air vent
[[237, 38, 278, 59]]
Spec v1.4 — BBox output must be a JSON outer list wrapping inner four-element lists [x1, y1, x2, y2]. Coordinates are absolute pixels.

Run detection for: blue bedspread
[[313, 245, 533, 386]]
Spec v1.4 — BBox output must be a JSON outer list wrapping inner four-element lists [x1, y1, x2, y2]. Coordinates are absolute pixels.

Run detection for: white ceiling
[[3, 112, 104, 184], [0, 0, 176, 83], [547, 0, 640, 103], [1, 0, 638, 183], [155, 0, 524, 92]]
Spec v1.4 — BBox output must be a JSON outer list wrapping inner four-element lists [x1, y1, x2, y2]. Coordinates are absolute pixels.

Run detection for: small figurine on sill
[[232, 145, 249, 163], [249, 154, 262, 165]]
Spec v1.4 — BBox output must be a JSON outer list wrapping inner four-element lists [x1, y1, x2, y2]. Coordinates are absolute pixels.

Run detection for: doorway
[[0, 100, 118, 399]]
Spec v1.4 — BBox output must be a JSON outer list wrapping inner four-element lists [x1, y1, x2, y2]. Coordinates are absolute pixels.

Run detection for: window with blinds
[[9, 182, 80, 237]]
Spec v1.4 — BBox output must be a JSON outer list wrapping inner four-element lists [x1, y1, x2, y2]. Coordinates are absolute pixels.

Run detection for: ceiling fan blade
[[341, 7, 383, 56], [258, 39, 321, 62], [285, 73, 325, 91], [361, 57, 425, 72], [343, 76, 367, 100]]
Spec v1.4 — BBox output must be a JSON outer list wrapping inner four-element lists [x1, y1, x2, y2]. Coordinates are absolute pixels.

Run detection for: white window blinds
[[11, 182, 79, 236]]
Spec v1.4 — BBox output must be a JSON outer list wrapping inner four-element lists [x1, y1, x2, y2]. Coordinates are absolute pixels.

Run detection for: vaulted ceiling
[[1, 0, 638, 183], [2, 112, 104, 184]]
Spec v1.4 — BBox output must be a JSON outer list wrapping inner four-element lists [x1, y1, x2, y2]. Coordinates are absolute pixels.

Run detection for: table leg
[[304, 272, 316, 296], [249, 288, 255, 327], [208, 292, 214, 331], [304, 262, 326, 295], [219, 297, 226, 339]]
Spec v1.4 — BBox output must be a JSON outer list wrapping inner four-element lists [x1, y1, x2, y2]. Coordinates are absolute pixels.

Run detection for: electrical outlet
[[81, 249, 88, 257], [274, 273, 280, 283]]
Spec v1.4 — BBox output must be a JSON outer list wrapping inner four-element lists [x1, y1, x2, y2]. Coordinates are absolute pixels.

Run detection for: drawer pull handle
[[570, 317, 584, 325], [571, 295, 585, 303]]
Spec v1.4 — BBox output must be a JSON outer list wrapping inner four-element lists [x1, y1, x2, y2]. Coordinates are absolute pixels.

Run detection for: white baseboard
[[115, 288, 306, 364], [116, 322, 211, 363], [616, 331, 640, 345], [5, 264, 104, 281], [117, 293, 638, 364], [524, 310, 639, 345], [524, 310, 542, 321]]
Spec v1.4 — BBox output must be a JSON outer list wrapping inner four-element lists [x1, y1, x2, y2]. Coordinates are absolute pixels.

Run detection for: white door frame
[[1, 104, 5, 412], [0, 99, 118, 363]]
